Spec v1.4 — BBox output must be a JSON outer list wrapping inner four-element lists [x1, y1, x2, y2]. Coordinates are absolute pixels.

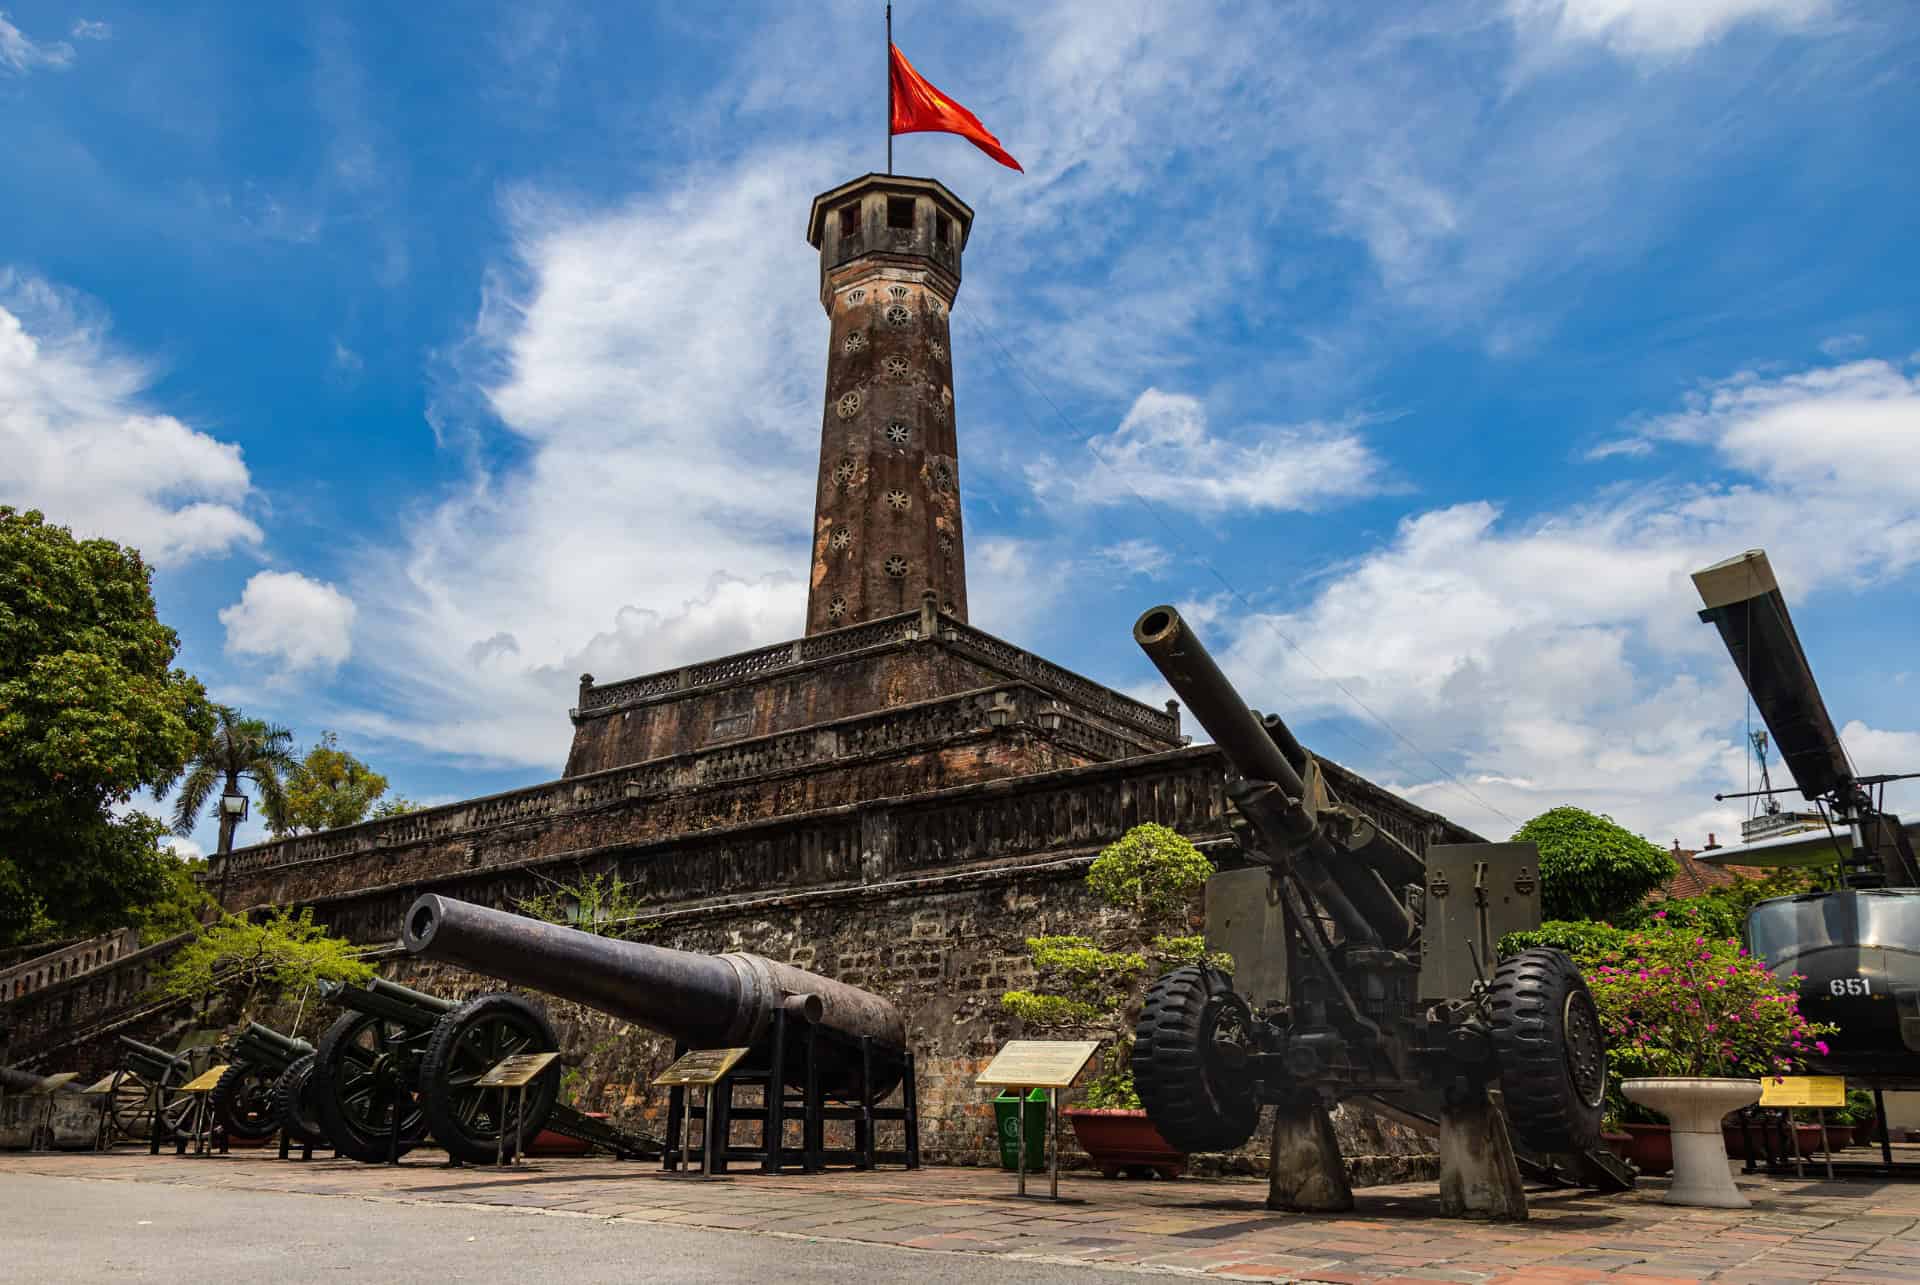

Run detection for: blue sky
[[3, 0, 1917, 858]]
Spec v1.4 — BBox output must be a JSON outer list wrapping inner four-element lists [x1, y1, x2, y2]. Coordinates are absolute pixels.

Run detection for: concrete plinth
[[1437, 1092, 1528, 1221], [1268, 1099, 1354, 1211]]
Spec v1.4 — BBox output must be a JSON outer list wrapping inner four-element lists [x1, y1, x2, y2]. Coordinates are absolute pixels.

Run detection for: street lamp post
[[214, 786, 248, 912]]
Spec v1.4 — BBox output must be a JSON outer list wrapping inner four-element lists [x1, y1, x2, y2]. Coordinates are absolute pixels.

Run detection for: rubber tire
[[270, 1053, 330, 1149], [420, 993, 561, 1165], [310, 1010, 426, 1164], [210, 1059, 280, 1142], [1131, 965, 1261, 1153], [1489, 946, 1606, 1153]]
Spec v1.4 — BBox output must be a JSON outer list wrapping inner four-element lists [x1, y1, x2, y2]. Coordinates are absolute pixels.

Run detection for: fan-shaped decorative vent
[[827, 595, 848, 620], [832, 459, 856, 486], [884, 422, 911, 446], [846, 288, 867, 305], [884, 556, 908, 577], [829, 528, 851, 550], [888, 284, 911, 300], [884, 304, 912, 328], [882, 355, 910, 379], [928, 297, 946, 318], [843, 332, 868, 355], [884, 489, 910, 512], [836, 389, 863, 420]]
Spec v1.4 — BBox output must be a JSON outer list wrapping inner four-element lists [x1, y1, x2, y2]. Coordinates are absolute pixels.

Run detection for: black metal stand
[[661, 1011, 919, 1176], [1736, 1101, 1917, 1180]]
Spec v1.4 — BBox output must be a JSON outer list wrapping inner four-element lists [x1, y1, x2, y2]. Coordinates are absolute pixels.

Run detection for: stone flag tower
[[804, 174, 972, 635]]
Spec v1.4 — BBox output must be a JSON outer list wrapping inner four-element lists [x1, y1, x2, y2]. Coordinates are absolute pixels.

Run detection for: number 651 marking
[[1829, 977, 1872, 997]]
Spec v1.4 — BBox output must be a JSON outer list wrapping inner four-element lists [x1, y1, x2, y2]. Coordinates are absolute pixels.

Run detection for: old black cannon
[[401, 894, 918, 1172], [211, 1022, 317, 1145], [112, 1037, 204, 1145], [0, 1066, 81, 1093], [308, 974, 662, 1165], [1130, 605, 1626, 1214]]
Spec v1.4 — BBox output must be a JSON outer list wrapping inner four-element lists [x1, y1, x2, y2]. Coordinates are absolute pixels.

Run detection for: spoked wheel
[[311, 1010, 431, 1163], [1132, 965, 1262, 1153], [108, 1065, 195, 1144], [210, 1059, 281, 1142], [1490, 947, 1607, 1153], [420, 994, 560, 1165], [271, 1053, 331, 1149]]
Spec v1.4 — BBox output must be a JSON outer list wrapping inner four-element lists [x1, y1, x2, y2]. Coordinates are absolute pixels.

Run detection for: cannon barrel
[[1136, 605, 1311, 802], [1, 1066, 79, 1093], [319, 975, 457, 1028], [1134, 604, 1418, 949], [234, 1021, 313, 1070], [402, 895, 903, 1098], [117, 1036, 188, 1078]]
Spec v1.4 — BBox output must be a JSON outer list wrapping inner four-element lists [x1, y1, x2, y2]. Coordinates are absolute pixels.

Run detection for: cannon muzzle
[[117, 1036, 188, 1078], [1136, 605, 1310, 799], [402, 895, 902, 1098]]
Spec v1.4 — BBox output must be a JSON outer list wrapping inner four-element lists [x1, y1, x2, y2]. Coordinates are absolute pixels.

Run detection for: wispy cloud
[[0, 11, 73, 73]]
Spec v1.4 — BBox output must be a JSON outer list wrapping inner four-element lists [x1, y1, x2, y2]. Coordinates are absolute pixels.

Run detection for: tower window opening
[[887, 197, 915, 230], [884, 489, 911, 512], [827, 595, 848, 620], [839, 204, 859, 238], [935, 212, 951, 245], [884, 556, 908, 577]]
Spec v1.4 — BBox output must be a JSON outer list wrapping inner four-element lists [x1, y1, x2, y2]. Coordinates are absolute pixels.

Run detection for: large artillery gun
[[111, 1037, 207, 1144], [308, 973, 662, 1164], [401, 894, 916, 1173], [212, 1022, 316, 1144], [1130, 605, 1622, 1205]]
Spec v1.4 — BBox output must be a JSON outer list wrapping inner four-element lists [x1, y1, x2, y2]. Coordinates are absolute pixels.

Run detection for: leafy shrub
[[1500, 919, 1633, 960], [1513, 806, 1676, 923]]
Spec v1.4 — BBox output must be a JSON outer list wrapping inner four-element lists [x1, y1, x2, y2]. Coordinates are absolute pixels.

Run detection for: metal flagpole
[[886, 4, 893, 174]]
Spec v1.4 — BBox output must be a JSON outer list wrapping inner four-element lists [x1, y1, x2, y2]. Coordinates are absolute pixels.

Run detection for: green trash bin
[[993, 1089, 1047, 1171]]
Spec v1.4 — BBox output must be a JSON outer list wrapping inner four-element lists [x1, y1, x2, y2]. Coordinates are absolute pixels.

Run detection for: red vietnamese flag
[[889, 44, 1023, 172]]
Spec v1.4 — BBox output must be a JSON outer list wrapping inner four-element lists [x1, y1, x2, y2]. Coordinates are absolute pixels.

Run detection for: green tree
[[170, 706, 296, 894], [370, 795, 419, 820], [0, 508, 213, 946], [1513, 805, 1676, 923], [1001, 824, 1223, 1107], [516, 872, 649, 938], [264, 731, 390, 836], [128, 849, 215, 942], [152, 906, 373, 1021]]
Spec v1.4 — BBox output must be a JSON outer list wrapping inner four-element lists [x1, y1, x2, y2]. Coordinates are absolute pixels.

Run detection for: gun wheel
[[311, 1010, 430, 1163], [108, 1065, 196, 1144], [210, 1059, 281, 1142], [271, 1052, 331, 1149], [1132, 965, 1261, 1153], [1489, 946, 1606, 1153], [420, 993, 561, 1165]]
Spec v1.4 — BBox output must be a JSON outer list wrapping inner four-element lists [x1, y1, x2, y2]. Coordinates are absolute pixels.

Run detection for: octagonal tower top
[[807, 174, 974, 313]]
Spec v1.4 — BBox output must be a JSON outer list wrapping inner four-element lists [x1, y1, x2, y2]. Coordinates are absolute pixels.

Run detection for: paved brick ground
[[6, 1148, 1920, 1282]]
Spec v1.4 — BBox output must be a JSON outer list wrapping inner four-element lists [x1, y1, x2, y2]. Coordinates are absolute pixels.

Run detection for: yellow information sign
[[80, 1074, 121, 1096], [179, 1064, 230, 1094], [1760, 1076, 1847, 1108], [654, 1048, 751, 1087], [975, 1040, 1101, 1089], [476, 1051, 561, 1089]]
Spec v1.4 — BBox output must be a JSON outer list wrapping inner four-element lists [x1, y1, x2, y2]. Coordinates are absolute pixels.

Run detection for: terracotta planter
[[1063, 1108, 1185, 1180], [525, 1112, 607, 1157], [1621, 1123, 1673, 1175], [1623, 1078, 1760, 1208]]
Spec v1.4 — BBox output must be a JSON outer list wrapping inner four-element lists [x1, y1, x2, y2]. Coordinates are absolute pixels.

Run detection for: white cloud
[[339, 147, 852, 766], [220, 571, 357, 672], [0, 12, 72, 72], [0, 274, 261, 566], [1505, 0, 1831, 57], [1164, 354, 1920, 844], [1097, 539, 1172, 579], [70, 19, 110, 41], [1031, 389, 1386, 515], [162, 836, 203, 861]]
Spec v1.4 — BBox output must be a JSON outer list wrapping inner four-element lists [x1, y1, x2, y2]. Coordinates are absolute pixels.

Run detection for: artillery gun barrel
[[402, 894, 904, 1098], [1, 1065, 79, 1093], [117, 1036, 188, 1078], [1135, 605, 1310, 801]]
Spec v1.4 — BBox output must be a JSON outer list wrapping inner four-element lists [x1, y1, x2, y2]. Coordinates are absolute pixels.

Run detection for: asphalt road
[[0, 1172, 1138, 1283]]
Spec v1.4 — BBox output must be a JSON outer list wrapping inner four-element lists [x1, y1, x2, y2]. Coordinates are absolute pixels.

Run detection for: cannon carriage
[[109, 1037, 209, 1145], [1129, 605, 1626, 1207]]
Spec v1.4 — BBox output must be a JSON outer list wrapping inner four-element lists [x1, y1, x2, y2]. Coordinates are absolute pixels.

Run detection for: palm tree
[[171, 706, 297, 907]]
